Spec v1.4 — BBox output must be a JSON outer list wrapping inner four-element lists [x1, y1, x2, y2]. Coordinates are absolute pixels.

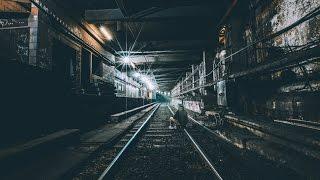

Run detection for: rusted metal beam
[[229, 45, 320, 79]]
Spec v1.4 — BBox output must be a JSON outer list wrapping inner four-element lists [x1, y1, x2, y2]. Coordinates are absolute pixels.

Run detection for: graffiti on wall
[[0, 19, 28, 28], [270, 0, 320, 47], [184, 101, 202, 114], [171, 98, 202, 114], [0, 28, 29, 62]]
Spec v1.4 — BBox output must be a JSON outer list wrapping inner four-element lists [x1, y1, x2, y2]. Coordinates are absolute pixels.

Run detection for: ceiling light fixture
[[140, 75, 156, 91], [99, 26, 113, 41], [133, 72, 140, 78], [130, 62, 136, 68], [123, 56, 130, 63], [121, 56, 136, 68]]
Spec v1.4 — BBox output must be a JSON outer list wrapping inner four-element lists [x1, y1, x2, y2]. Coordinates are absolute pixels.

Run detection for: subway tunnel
[[0, 0, 320, 179]]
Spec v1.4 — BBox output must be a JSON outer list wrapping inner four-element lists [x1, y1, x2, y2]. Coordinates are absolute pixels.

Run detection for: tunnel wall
[[170, 0, 320, 122], [224, 0, 320, 121], [0, 0, 116, 146]]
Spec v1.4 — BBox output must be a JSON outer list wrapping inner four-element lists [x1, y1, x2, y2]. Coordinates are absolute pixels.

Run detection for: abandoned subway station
[[0, 0, 320, 179]]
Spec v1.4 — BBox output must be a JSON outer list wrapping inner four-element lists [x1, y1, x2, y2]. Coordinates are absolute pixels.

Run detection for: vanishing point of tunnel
[[0, 0, 320, 179]]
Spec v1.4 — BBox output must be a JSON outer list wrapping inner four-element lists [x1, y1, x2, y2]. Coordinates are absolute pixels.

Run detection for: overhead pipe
[[131, 7, 165, 19], [217, 0, 238, 27]]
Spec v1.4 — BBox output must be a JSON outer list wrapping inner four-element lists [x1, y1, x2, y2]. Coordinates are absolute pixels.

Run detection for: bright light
[[146, 81, 155, 90], [121, 56, 136, 68], [99, 26, 112, 41], [130, 62, 136, 68], [139, 75, 156, 90], [123, 56, 130, 63], [133, 72, 140, 78]]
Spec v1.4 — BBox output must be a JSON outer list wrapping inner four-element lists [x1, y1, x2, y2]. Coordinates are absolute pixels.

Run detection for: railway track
[[168, 107, 304, 180], [71, 104, 221, 180], [69, 103, 307, 180]]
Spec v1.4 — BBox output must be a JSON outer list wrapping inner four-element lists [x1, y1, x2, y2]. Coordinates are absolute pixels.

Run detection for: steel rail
[[98, 103, 160, 180], [167, 105, 223, 180], [184, 129, 223, 180], [169, 106, 230, 146]]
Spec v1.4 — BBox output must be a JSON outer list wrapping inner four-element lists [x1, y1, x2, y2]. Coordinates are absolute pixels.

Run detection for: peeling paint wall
[[262, 0, 320, 121], [29, 0, 116, 92], [224, 0, 320, 122], [184, 100, 202, 114], [1, 0, 116, 92], [248, 0, 320, 62], [271, 0, 320, 46]]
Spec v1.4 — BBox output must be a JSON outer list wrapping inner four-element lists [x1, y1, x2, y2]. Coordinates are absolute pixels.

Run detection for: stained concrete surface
[[1, 105, 156, 180]]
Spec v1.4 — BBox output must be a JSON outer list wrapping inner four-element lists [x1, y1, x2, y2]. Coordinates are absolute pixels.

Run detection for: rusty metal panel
[[217, 80, 227, 106]]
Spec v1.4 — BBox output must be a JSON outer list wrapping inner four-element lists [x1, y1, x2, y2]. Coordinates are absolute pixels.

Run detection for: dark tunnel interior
[[0, 0, 319, 179]]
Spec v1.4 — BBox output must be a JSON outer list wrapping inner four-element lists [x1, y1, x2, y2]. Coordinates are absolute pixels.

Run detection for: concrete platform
[[173, 106, 320, 177], [0, 129, 79, 160], [1, 104, 158, 180], [225, 114, 320, 159], [110, 102, 155, 122]]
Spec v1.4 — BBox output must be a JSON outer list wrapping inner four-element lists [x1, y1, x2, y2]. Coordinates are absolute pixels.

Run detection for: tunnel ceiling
[[56, 0, 232, 91]]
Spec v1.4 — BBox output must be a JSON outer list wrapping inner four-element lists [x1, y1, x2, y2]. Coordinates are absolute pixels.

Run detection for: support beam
[[117, 50, 200, 55], [154, 72, 182, 77], [156, 77, 177, 81], [85, 6, 215, 23], [86, 15, 213, 23]]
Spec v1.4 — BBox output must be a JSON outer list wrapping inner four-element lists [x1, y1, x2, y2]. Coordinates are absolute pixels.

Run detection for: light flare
[[99, 26, 113, 41]]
